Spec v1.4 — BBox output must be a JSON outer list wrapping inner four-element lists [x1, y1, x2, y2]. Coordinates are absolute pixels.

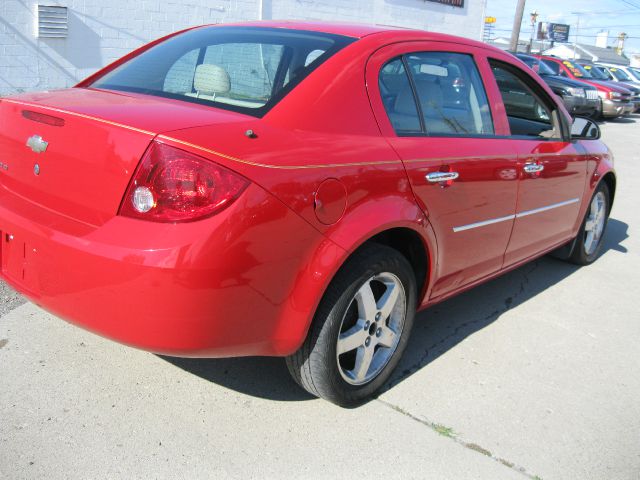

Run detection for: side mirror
[[571, 116, 601, 140]]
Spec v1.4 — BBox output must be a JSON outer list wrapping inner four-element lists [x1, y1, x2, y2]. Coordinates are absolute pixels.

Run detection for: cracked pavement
[[1, 118, 640, 479]]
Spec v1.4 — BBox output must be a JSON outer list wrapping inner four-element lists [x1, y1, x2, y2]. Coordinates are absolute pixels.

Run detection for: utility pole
[[572, 12, 583, 60], [510, 0, 526, 52], [617, 32, 628, 55], [528, 10, 538, 53]]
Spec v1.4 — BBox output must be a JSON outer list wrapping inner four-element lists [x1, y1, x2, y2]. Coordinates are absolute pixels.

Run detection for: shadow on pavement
[[607, 116, 637, 124], [597, 113, 638, 125], [384, 217, 628, 392], [160, 355, 315, 401], [160, 218, 629, 403]]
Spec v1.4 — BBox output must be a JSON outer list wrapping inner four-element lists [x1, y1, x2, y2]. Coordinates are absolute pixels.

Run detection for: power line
[[617, 0, 640, 10], [569, 24, 640, 30], [491, 28, 640, 40], [566, 9, 640, 15]]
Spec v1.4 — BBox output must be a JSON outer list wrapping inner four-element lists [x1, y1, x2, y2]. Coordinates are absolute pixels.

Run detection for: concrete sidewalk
[[1, 118, 639, 479]]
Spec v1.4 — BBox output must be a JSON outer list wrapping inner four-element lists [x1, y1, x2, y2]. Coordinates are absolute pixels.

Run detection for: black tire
[[568, 182, 610, 265], [286, 243, 417, 407]]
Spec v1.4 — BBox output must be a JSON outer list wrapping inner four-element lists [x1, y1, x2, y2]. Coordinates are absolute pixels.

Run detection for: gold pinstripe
[[4, 98, 587, 169], [156, 135, 402, 170]]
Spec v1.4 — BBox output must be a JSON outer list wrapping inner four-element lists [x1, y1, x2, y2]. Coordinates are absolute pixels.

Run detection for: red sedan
[[0, 22, 615, 405]]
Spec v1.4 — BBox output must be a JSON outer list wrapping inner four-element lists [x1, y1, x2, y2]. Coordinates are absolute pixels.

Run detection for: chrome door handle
[[426, 171, 459, 183], [523, 163, 544, 174]]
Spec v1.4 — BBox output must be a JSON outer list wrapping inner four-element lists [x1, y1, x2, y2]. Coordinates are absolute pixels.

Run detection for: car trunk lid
[[0, 88, 249, 226]]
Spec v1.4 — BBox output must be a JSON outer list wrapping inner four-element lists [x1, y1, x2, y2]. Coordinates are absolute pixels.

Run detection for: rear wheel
[[568, 182, 610, 265], [286, 244, 417, 406]]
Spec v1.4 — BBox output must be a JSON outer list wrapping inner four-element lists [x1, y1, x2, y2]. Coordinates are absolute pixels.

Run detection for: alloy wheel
[[584, 191, 607, 255], [335, 272, 406, 386]]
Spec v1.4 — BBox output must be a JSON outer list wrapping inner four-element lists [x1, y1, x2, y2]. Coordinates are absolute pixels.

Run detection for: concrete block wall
[[0, 0, 486, 95]]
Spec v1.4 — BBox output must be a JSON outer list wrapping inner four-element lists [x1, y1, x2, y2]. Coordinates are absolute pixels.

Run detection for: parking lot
[[1, 116, 639, 480]]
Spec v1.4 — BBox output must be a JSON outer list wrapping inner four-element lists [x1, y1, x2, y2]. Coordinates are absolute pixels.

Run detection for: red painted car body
[[0, 22, 615, 358]]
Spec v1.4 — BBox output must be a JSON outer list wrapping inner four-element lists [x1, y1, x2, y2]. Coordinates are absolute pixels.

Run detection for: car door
[[366, 43, 519, 300], [485, 58, 587, 265]]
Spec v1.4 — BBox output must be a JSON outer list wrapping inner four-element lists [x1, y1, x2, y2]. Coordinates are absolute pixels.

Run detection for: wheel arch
[[601, 171, 616, 209], [363, 227, 430, 300], [273, 218, 437, 357]]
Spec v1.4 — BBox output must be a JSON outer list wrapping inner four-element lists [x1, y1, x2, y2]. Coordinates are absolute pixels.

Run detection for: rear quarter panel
[[157, 35, 440, 334]]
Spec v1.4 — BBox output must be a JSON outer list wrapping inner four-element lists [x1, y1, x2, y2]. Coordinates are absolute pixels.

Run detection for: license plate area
[[2, 231, 23, 281], [1, 231, 30, 286]]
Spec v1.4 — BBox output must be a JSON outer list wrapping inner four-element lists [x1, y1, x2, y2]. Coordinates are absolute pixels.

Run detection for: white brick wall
[[0, 0, 486, 95]]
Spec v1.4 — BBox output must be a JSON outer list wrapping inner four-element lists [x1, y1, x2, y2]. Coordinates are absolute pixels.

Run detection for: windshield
[[629, 67, 640, 81], [580, 63, 612, 80], [90, 26, 355, 117], [562, 60, 592, 78], [608, 66, 632, 81], [589, 65, 614, 80], [589, 66, 612, 80]]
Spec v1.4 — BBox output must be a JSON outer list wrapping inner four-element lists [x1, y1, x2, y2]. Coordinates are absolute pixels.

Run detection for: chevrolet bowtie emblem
[[26, 135, 48, 153]]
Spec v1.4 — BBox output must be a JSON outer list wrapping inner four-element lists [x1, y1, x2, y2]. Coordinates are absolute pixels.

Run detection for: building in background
[[487, 36, 546, 54], [0, 0, 486, 95], [542, 43, 630, 66]]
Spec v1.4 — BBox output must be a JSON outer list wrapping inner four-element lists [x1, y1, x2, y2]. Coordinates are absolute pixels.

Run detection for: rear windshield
[[90, 26, 355, 117]]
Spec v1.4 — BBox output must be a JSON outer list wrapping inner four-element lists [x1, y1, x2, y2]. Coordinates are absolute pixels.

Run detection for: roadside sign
[[538, 23, 571, 42], [549, 23, 571, 42], [425, 0, 464, 7]]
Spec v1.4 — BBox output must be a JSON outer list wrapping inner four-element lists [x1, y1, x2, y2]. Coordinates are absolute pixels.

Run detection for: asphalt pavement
[[1, 117, 639, 480]]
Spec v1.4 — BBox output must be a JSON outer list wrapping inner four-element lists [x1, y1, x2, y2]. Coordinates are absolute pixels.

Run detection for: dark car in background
[[514, 53, 600, 118]]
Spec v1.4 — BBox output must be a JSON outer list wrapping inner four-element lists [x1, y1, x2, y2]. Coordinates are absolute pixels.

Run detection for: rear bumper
[[0, 183, 331, 357]]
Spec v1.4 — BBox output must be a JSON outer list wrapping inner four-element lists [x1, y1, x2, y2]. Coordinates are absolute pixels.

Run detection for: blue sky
[[485, 0, 640, 54]]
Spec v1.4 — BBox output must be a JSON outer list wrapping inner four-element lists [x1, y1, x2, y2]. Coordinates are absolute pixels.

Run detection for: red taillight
[[119, 142, 249, 222]]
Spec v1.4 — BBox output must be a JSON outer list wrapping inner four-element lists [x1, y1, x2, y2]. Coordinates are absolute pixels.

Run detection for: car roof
[[214, 20, 407, 38], [201, 20, 496, 50], [598, 62, 627, 67]]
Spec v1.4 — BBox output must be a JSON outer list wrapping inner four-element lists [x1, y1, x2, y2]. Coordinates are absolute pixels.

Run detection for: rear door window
[[379, 58, 421, 134], [380, 52, 494, 136]]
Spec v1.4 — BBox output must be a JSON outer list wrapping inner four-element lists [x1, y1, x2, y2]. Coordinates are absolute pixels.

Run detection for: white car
[[594, 63, 640, 89]]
